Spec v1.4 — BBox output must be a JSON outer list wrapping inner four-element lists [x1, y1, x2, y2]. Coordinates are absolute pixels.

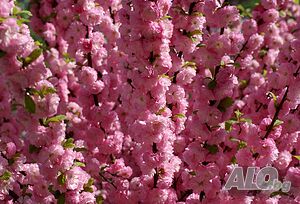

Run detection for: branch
[[263, 87, 289, 139], [99, 172, 117, 189], [233, 40, 248, 62]]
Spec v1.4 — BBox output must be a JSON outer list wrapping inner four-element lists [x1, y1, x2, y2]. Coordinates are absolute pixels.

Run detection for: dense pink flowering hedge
[[1, 0, 300, 203]]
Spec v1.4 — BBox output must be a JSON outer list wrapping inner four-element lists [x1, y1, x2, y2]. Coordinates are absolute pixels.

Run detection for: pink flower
[[0, 0, 14, 18], [291, 39, 300, 62], [65, 167, 90, 190], [176, 67, 196, 85], [262, 9, 279, 23], [42, 23, 57, 47], [79, 66, 97, 84], [80, 7, 103, 26], [256, 138, 279, 166], [80, 192, 96, 203], [285, 167, 300, 187], [6, 142, 16, 158], [242, 19, 258, 38], [214, 6, 240, 28], [247, 34, 264, 50], [236, 148, 256, 166], [261, 0, 277, 9], [275, 150, 292, 170]]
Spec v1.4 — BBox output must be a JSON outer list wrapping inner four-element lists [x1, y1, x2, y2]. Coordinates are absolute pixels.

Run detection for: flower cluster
[[0, 0, 300, 203]]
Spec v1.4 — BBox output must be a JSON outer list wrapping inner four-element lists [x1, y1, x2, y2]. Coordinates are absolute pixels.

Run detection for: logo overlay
[[224, 166, 291, 192]]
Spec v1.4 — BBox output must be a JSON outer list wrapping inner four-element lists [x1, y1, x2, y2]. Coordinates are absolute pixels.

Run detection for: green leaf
[[259, 49, 268, 58], [231, 156, 237, 164], [39, 118, 47, 126], [239, 79, 249, 89], [40, 86, 56, 98], [229, 137, 240, 142], [233, 62, 241, 68], [83, 186, 93, 192], [24, 93, 36, 113], [230, 137, 247, 150], [203, 143, 218, 154], [187, 30, 203, 38], [100, 165, 108, 174], [0, 171, 11, 181], [62, 138, 75, 149], [18, 10, 32, 17], [294, 0, 299, 4], [27, 86, 56, 98], [174, 113, 185, 118], [234, 110, 243, 120], [279, 10, 286, 17], [267, 92, 277, 108], [85, 178, 94, 187], [240, 118, 252, 123], [159, 74, 172, 80], [192, 12, 203, 17], [196, 43, 206, 48], [225, 110, 251, 131], [96, 195, 104, 204], [190, 36, 198, 43], [16, 18, 30, 26], [26, 88, 40, 96], [274, 119, 283, 127], [83, 178, 94, 192], [262, 68, 267, 77], [30, 30, 49, 50], [0, 50, 6, 58], [74, 147, 87, 152], [182, 61, 196, 68], [184, 30, 203, 42], [208, 79, 217, 90], [8, 153, 21, 165], [63, 53, 75, 63], [161, 15, 172, 20], [57, 193, 65, 204], [225, 120, 237, 131], [29, 144, 41, 153], [240, 0, 260, 10], [217, 97, 234, 112], [12, 7, 32, 24], [48, 185, 55, 194], [57, 173, 66, 185], [236, 4, 252, 18], [293, 155, 300, 160], [188, 171, 196, 176], [0, 17, 6, 23], [270, 190, 288, 197], [237, 141, 247, 150], [156, 107, 166, 115], [45, 115, 67, 126], [12, 7, 19, 15], [74, 161, 86, 167], [23, 48, 43, 66]]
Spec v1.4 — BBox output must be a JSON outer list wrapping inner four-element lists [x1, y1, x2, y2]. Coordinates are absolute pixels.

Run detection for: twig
[[86, 26, 99, 106], [263, 87, 289, 139], [234, 40, 248, 62], [99, 172, 117, 189]]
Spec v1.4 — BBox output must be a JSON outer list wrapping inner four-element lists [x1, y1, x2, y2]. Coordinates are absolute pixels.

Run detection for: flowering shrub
[[0, 0, 300, 203]]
